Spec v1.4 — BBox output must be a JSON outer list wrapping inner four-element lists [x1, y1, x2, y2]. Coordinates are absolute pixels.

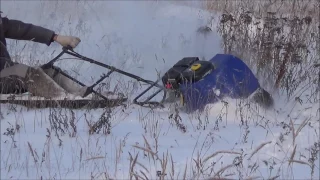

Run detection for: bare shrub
[[3, 122, 18, 148], [48, 108, 79, 145], [86, 108, 112, 135], [168, 107, 187, 133], [204, 0, 319, 100]]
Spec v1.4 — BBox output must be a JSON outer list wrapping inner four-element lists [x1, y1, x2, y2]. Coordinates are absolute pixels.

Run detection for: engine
[[161, 57, 215, 91]]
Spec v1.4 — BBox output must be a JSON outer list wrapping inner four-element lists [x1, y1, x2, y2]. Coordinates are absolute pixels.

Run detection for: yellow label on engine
[[191, 63, 201, 71], [180, 93, 184, 106]]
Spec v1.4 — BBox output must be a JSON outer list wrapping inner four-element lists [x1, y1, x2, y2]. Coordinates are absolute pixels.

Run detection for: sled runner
[[0, 46, 273, 111], [0, 92, 126, 109]]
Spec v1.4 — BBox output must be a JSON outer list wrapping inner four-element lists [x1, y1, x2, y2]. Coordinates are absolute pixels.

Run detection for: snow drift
[[1, 1, 319, 180]]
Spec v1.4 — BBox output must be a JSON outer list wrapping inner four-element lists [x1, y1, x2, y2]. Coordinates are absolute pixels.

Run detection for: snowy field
[[1, 1, 319, 179]]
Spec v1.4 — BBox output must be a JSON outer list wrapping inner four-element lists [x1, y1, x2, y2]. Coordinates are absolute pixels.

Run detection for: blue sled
[[179, 54, 273, 113]]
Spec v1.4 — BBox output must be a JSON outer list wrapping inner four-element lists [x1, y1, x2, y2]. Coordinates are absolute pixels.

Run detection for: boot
[[42, 67, 88, 97], [25, 67, 68, 99]]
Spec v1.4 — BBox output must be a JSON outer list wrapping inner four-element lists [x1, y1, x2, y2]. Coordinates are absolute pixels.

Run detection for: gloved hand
[[53, 34, 81, 48]]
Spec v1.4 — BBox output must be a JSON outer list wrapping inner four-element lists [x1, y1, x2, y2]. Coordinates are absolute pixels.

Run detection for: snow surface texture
[[1, 1, 319, 180]]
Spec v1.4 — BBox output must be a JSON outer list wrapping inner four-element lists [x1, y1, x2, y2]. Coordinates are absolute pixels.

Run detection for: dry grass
[[1, 1, 319, 180], [203, 0, 319, 19], [203, 0, 319, 99]]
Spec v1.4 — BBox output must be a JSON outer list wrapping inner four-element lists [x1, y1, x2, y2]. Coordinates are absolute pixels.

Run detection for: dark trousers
[[0, 42, 27, 94]]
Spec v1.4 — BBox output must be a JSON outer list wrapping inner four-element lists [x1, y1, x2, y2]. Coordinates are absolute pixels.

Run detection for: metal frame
[[41, 46, 167, 108]]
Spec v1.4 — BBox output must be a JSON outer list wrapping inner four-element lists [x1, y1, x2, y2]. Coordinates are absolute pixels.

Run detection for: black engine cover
[[162, 57, 214, 90]]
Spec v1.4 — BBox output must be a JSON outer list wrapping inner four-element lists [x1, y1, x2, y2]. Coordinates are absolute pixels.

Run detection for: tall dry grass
[[203, 0, 319, 100]]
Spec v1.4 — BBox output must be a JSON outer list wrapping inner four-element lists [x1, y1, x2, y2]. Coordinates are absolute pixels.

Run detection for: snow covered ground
[[1, 1, 319, 179]]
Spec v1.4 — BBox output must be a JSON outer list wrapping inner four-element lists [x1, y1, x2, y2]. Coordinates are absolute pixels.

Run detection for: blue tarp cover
[[179, 54, 260, 112]]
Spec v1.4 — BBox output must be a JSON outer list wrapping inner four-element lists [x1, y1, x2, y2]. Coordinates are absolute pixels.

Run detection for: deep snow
[[1, 1, 319, 180]]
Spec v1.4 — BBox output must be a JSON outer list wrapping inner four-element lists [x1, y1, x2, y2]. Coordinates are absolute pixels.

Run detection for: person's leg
[[0, 42, 83, 98], [0, 42, 26, 94], [0, 63, 68, 98], [0, 59, 28, 94]]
